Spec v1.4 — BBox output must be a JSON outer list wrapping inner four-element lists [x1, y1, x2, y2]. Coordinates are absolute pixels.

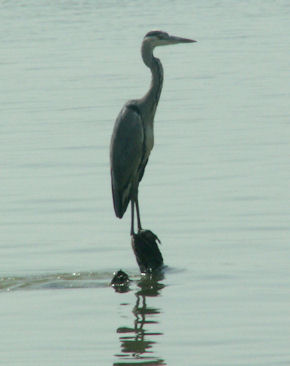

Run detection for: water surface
[[1, 0, 289, 365]]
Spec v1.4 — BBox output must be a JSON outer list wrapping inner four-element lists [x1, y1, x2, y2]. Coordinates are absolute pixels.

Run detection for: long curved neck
[[141, 42, 164, 116]]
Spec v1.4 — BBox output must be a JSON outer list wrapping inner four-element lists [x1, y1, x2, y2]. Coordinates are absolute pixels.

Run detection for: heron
[[110, 31, 196, 236]]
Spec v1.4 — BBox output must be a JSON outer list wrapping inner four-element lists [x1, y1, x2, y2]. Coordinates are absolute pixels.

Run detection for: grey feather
[[110, 104, 144, 218]]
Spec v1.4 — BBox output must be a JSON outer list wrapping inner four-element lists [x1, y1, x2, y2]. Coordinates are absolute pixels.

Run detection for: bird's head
[[143, 30, 196, 48]]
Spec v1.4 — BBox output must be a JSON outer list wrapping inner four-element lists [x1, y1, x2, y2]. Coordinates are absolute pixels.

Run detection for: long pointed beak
[[169, 35, 197, 44]]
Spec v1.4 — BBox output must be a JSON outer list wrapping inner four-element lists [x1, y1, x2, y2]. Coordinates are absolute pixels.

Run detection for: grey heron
[[110, 31, 196, 236]]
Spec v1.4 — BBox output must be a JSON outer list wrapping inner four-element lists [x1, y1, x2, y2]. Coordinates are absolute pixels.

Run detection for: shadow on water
[[113, 271, 166, 366]]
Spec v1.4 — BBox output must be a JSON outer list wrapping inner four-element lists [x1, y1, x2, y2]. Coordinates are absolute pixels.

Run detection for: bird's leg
[[135, 197, 142, 232], [130, 200, 135, 236]]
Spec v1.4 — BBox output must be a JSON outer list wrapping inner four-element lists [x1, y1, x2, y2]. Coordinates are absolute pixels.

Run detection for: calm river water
[[1, 1, 289, 365]]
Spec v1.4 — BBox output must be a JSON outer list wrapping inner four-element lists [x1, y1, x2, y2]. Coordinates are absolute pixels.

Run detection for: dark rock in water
[[131, 230, 163, 273], [111, 270, 130, 292]]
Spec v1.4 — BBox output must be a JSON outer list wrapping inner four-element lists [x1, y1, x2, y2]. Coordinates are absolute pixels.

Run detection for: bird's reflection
[[113, 272, 166, 365]]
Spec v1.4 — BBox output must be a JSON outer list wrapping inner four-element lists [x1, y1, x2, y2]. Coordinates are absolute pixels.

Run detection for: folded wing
[[110, 104, 144, 218]]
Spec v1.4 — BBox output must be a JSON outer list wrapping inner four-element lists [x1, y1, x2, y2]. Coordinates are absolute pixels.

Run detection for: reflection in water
[[114, 273, 166, 365]]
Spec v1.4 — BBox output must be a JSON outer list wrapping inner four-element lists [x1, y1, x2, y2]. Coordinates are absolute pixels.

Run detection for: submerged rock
[[111, 270, 130, 292], [131, 230, 163, 273]]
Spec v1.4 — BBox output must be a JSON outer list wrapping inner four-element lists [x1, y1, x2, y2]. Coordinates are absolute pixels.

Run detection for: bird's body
[[110, 103, 146, 219], [110, 31, 195, 235]]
